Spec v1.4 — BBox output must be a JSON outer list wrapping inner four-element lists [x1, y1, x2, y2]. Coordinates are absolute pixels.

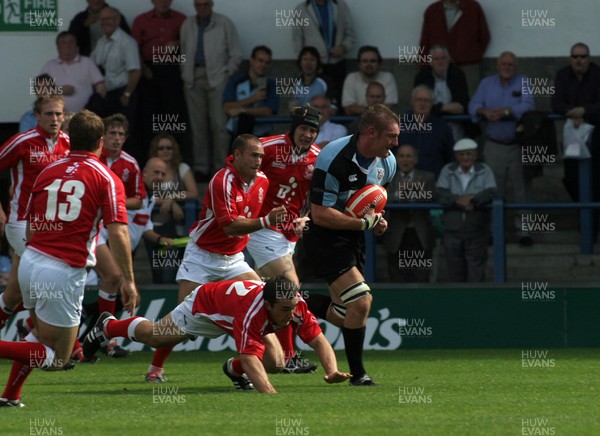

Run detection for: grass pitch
[[2, 349, 600, 435]]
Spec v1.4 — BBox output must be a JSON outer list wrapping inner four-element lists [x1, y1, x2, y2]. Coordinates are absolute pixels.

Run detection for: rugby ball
[[344, 185, 387, 218]]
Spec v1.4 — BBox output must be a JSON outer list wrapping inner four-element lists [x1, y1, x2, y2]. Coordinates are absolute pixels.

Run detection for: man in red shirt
[[139, 134, 286, 383], [132, 0, 188, 154], [83, 276, 350, 393], [0, 110, 137, 407], [0, 95, 70, 330]]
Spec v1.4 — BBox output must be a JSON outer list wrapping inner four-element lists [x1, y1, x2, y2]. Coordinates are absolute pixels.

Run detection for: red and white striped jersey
[[189, 157, 268, 255], [191, 280, 321, 358], [259, 133, 320, 241], [100, 149, 146, 200], [25, 151, 128, 268], [0, 125, 70, 222]]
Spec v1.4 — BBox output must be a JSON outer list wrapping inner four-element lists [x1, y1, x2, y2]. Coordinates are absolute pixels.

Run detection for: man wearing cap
[[436, 138, 496, 282], [245, 107, 322, 373]]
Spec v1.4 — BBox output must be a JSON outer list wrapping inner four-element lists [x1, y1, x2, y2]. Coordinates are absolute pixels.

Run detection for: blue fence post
[[365, 231, 376, 282], [578, 158, 593, 254], [492, 197, 506, 283]]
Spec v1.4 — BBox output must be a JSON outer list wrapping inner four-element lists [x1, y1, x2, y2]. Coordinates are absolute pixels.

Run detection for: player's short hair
[[33, 94, 65, 114], [69, 110, 104, 152], [149, 133, 182, 168], [262, 276, 299, 305], [103, 113, 129, 135], [358, 104, 399, 135], [231, 134, 260, 154]]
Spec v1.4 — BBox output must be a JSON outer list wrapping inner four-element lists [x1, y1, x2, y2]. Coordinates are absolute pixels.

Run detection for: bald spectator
[[292, 0, 355, 105], [414, 44, 469, 141], [310, 95, 347, 147], [400, 85, 454, 177], [132, 0, 188, 160], [69, 0, 131, 56], [342, 46, 398, 115], [347, 81, 387, 134], [40, 31, 106, 112], [90, 7, 141, 159]]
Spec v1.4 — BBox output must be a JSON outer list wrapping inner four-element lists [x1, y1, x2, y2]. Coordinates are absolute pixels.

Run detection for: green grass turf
[[2, 349, 600, 435]]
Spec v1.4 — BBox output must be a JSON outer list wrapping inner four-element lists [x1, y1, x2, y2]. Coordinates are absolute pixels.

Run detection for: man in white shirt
[[342, 45, 398, 115]]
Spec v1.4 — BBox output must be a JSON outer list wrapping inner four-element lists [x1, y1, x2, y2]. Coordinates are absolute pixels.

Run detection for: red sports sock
[[105, 317, 143, 339], [72, 338, 82, 353], [275, 325, 295, 363], [98, 290, 117, 315], [0, 340, 48, 367], [1, 361, 33, 401], [26, 317, 34, 331], [151, 346, 174, 369], [231, 357, 244, 376]]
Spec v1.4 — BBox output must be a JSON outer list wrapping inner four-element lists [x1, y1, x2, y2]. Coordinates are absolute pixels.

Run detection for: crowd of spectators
[[4, 0, 595, 284]]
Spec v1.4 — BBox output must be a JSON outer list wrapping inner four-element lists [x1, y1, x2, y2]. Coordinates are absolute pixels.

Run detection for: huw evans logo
[[521, 10, 556, 29], [398, 46, 432, 66], [521, 282, 556, 301]]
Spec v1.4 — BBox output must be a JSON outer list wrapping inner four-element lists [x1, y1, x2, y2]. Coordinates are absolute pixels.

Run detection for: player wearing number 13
[[0, 110, 137, 407]]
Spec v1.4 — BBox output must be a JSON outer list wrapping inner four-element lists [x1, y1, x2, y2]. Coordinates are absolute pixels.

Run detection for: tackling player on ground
[[303, 104, 398, 386], [83, 276, 351, 393]]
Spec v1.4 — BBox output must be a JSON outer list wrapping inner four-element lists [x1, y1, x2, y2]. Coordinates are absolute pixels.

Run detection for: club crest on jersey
[[258, 187, 264, 203], [65, 163, 80, 174], [376, 168, 385, 180], [304, 164, 314, 180], [236, 195, 243, 202], [122, 168, 130, 182], [348, 174, 358, 182]]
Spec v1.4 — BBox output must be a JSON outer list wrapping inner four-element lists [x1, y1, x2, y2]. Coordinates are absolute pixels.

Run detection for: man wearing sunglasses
[[552, 42, 600, 204]]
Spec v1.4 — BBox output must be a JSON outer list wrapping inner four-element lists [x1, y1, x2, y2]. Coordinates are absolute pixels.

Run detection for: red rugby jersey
[[25, 151, 128, 268], [0, 126, 70, 222], [100, 149, 146, 200], [189, 157, 268, 255], [191, 280, 321, 359], [259, 133, 319, 241]]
